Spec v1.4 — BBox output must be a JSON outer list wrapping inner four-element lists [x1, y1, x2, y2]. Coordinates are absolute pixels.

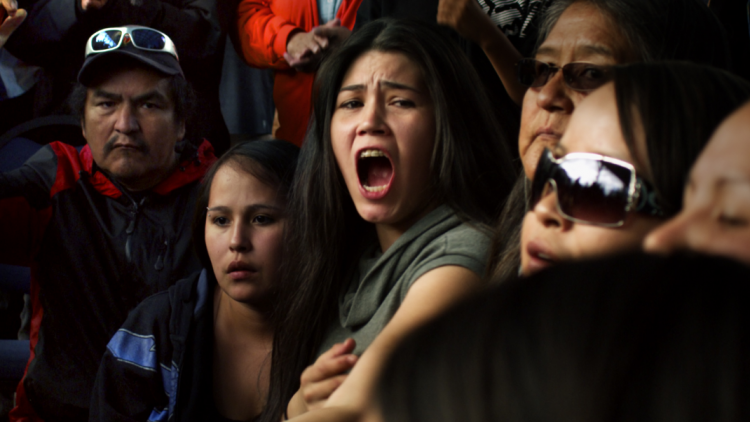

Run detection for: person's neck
[[212, 285, 273, 340]]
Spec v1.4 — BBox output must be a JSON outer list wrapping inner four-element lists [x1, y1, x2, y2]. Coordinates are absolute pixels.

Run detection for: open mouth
[[357, 149, 394, 193]]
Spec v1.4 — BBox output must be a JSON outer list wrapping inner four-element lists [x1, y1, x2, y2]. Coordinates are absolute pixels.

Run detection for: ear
[[177, 120, 186, 142]]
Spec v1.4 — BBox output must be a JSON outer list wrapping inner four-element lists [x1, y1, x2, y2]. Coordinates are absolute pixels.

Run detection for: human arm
[[286, 338, 358, 418], [234, 0, 302, 69], [284, 18, 351, 73], [288, 265, 483, 422], [89, 292, 174, 421], [0, 0, 26, 49], [437, 0, 526, 105], [0, 144, 69, 266]]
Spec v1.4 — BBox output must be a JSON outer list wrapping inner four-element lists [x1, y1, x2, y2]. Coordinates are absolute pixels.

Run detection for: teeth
[[537, 253, 552, 261], [364, 185, 386, 192], [360, 150, 386, 158]]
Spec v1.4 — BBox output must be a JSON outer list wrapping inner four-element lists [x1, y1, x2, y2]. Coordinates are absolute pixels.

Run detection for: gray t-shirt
[[317, 205, 491, 356]]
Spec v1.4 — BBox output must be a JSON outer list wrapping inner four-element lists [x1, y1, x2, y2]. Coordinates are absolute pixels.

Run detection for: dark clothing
[[5, 0, 232, 154], [91, 270, 210, 422], [0, 140, 216, 421], [91, 269, 254, 422]]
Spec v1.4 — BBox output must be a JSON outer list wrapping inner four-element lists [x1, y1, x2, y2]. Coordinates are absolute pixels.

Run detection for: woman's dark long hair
[[260, 18, 517, 422], [613, 62, 750, 216], [378, 252, 750, 422], [191, 139, 300, 271], [487, 0, 739, 282]]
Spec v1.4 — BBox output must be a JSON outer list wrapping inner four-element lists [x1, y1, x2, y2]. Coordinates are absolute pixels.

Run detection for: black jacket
[[90, 269, 214, 422], [0, 140, 216, 421]]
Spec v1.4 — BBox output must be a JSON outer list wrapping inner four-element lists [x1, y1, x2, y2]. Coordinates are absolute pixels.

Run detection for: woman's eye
[[252, 215, 274, 225], [339, 99, 363, 109], [211, 216, 229, 226], [391, 99, 415, 108], [719, 214, 748, 227]]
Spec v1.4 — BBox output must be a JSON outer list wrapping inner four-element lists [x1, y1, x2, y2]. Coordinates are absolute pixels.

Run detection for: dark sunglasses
[[529, 149, 664, 227], [516, 58, 611, 92], [85, 26, 179, 59]]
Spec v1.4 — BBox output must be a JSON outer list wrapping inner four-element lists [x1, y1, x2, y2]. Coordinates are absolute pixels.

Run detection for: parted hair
[[259, 18, 518, 422]]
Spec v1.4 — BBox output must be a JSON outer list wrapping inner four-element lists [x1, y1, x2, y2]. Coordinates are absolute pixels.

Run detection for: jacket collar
[[80, 140, 216, 199]]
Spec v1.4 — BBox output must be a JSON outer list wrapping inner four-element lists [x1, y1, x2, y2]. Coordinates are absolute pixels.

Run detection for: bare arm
[[287, 265, 483, 422], [437, 0, 526, 105], [0, 0, 25, 49]]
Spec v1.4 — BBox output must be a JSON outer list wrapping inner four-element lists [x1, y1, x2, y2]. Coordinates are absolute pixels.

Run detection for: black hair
[[378, 252, 750, 422], [191, 139, 300, 271], [612, 62, 750, 217], [537, 0, 732, 70], [259, 18, 517, 422]]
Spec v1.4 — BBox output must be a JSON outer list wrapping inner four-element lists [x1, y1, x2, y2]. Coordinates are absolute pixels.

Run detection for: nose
[[114, 104, 140, 134], [533, 183, 570, 230], [643, 210, 695, 255], [357, 100, 390, 137], [229, 222, 252, 253], [535, 69, 575, 114]]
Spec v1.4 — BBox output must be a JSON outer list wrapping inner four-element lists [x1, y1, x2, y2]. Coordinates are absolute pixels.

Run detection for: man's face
[[82, 66, 185, 192]]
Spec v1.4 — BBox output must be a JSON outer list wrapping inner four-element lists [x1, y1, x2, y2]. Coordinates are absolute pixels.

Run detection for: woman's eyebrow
[[206, 204, 282, 212], [339, 81, 421, 93]]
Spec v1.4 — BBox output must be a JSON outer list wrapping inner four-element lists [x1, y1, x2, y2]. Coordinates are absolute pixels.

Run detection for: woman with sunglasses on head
[[258, 18, 516, 422], [487, 0, 734, 281], [519, 61, 750, 276], [89, 140, 299, 422]]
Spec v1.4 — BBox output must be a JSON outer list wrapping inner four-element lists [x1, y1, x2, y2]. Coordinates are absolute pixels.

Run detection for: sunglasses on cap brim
[[85, 26, 179, 60], [516, 58, 611, 92], [529, 149, 664, 227]]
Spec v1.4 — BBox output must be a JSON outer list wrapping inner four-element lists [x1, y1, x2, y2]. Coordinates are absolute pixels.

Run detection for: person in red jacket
[[1, 26, 216, 422], [235, 0, 362, 146]]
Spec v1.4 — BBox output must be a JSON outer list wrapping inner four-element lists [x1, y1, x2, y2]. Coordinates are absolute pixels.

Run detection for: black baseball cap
[[78, 26, 184, 85]]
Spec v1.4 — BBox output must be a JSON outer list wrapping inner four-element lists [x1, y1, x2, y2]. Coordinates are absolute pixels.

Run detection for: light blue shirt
[[317, 0, 343, 24]]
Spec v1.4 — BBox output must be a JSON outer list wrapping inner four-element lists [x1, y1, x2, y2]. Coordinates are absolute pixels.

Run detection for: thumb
[[0, 8, 26, 46]]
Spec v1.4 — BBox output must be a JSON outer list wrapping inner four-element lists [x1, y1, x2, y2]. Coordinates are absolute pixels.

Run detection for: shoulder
[[409, 219, 491, 282]]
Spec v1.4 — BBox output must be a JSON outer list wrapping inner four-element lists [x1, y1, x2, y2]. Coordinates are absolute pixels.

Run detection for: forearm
[[235, 0, 299, 69], [477, 25, 526, 105]]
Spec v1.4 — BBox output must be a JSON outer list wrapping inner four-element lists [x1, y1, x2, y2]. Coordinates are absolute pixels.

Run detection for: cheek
[[571, 219, 658, 259], [519, 91, 538, 156], [204, 225, 225, 265]]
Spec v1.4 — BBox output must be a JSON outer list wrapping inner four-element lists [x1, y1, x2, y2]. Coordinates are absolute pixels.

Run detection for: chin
[[354, 202, 396, 225]]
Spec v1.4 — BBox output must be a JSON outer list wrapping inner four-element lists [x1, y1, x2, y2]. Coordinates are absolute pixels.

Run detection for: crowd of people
[[1, 0, 750, 421]]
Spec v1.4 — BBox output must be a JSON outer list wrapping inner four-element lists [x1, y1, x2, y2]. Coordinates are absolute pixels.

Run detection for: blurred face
[[83, 66, 185, 192], [520, 84, 662, 276], [331, 50, 436, 236], [205, 164, 285, 306], [519, 2, 632, 179], [644, 103, 750, 264]]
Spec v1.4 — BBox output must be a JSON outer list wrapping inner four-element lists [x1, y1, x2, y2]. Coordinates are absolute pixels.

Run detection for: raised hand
[[284, 19, 351, 73], [0, 0, 26, 49]]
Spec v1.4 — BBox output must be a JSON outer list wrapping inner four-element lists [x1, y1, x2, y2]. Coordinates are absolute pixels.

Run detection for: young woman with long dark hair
[[261, 18, 517, 422]]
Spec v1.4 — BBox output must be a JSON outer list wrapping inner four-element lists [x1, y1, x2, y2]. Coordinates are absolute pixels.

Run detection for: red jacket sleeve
[[235, 0, 306, 69]]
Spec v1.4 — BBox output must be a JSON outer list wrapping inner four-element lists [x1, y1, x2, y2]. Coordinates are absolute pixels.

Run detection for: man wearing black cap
[[0, 26, 216, 422]]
